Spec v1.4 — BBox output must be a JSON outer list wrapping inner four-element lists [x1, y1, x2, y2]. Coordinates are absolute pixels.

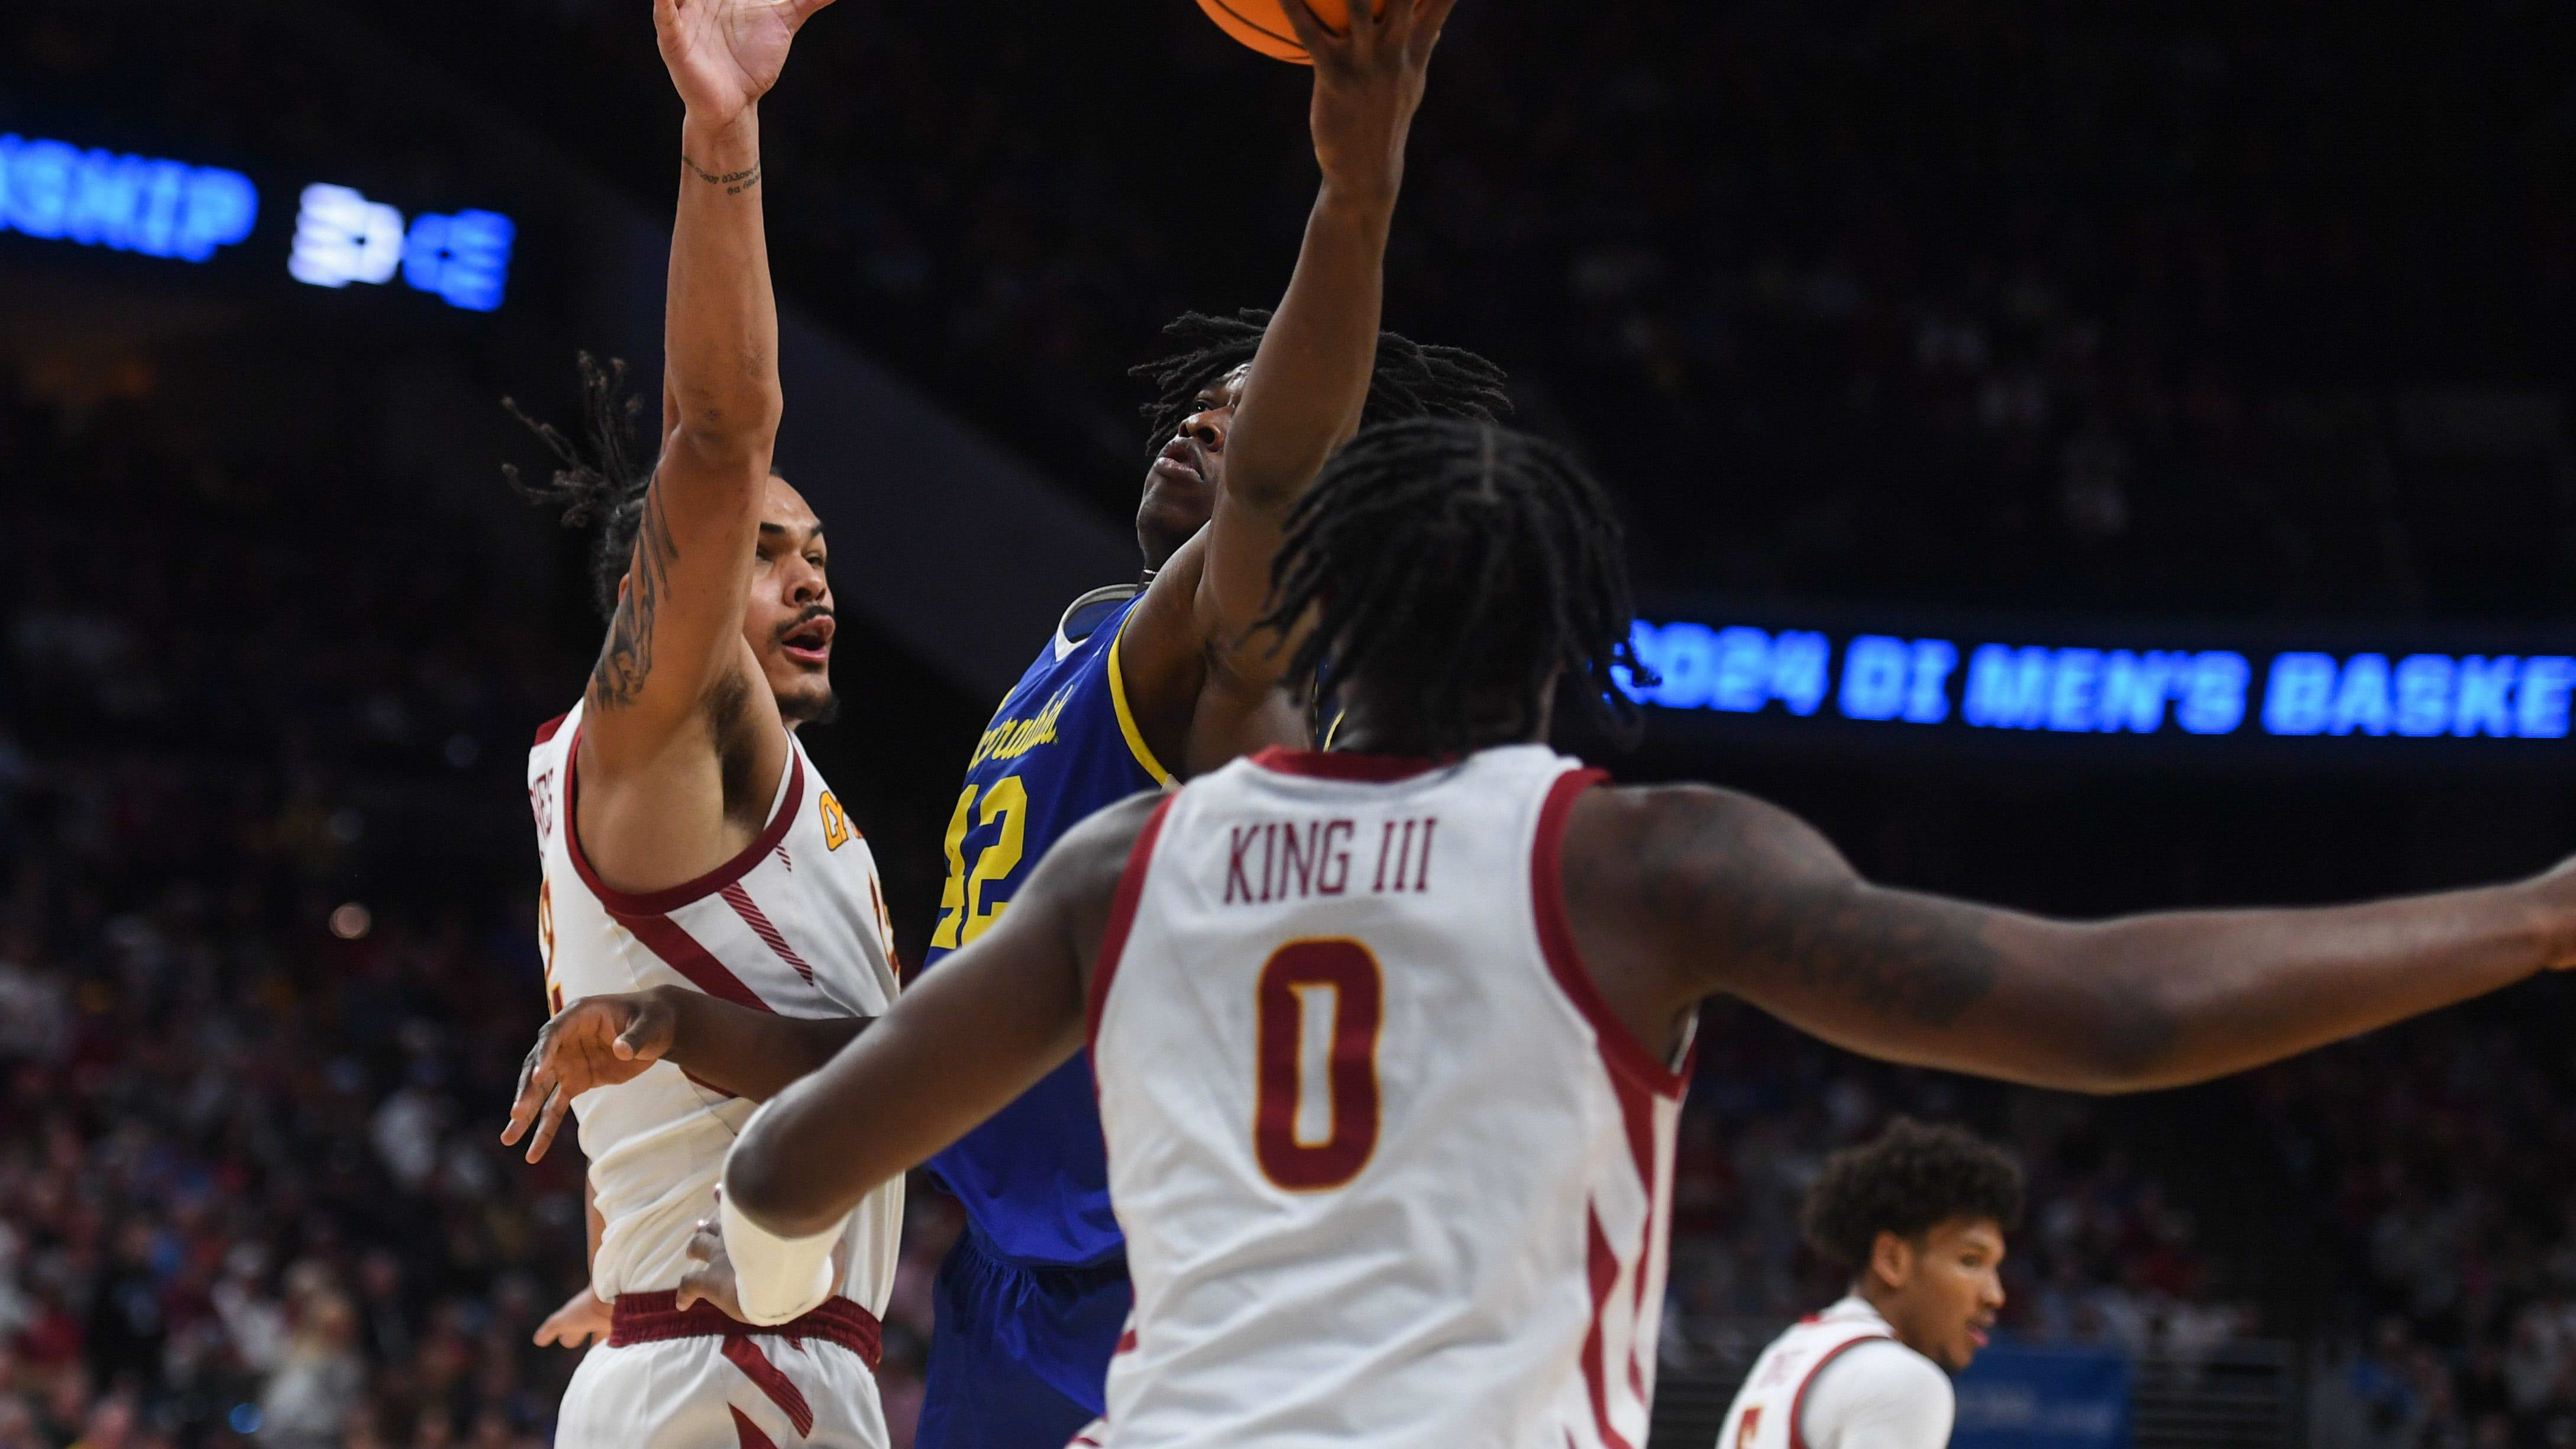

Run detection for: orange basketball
[[1195, 0, 1385, 65]]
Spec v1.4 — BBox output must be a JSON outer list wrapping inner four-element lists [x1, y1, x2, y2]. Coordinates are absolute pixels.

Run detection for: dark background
[[8, 0, 2576, 1444]]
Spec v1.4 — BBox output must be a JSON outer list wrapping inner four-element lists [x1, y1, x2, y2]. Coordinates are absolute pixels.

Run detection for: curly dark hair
[[500, 353, 653, 622], [1253, 418, 1654, 757], [1127, 308, 1513, 453], [1802, 1119, 2026, 1271]]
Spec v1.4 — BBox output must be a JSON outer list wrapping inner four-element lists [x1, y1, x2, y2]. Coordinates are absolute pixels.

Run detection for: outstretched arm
[[577, 0, 834, 888], [723, 793, 1158, 1238], [501, 987, 864, 1162], [1117, 0, 1460, 777], [1571, 784, 2576, 1093]]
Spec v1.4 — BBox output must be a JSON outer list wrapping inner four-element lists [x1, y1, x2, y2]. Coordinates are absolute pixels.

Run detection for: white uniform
[[1085, 744, 1695, 1448], [1717, 1299, 1955, 1449], [527, 701, 904, 1449]]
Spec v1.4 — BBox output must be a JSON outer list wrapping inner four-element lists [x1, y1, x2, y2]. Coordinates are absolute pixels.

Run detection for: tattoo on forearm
[[1755, 891, 2002, 1027], [1647, 803, 2001, 1028], [683, 154, 763, 195], [590, 484, 678, 709]]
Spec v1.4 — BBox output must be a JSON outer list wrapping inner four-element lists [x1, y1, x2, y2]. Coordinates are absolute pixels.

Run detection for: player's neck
[[1328, 696, 1552, 759], [1854, 1280, 1925, 1353]]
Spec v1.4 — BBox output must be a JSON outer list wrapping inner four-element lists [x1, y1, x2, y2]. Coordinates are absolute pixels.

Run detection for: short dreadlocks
[[1129, 308, 1513, 453], [1802, 1119, 2025, 1273], [501, 353, 652, 622], [1255, 419, 1654, 757]]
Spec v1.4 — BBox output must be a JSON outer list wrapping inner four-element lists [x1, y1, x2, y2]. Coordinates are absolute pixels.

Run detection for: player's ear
[[1867, 1229, 1913, 1292]]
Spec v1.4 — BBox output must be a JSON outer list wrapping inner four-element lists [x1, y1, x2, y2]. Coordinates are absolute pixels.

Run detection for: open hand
[[1278, 0, 1462, 207], [654, 0, 839, 125], [531, 1286, 613, 1348], [502, 989, 680, 1162]]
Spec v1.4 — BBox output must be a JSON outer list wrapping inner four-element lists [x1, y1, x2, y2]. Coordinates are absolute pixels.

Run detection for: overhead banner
[[1620, 609, 2576, 755], [0, 132, 516, 312]]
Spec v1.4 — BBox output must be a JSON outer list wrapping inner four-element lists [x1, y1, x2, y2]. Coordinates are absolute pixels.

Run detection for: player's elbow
[[723, 1125, 841, 1241], [666, 392, 782, 466]]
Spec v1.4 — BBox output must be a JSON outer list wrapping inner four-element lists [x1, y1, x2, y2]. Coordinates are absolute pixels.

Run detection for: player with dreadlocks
[[690, 405, 2576, 1445], [508, 0, 1486, 1441], [489, 1, 912, 1445]]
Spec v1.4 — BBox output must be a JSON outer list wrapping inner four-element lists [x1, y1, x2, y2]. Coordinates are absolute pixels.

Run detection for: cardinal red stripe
[[722, 882, 816, 984], [727, 1406, 777, 1449], [722, 1335, 816, 1438], [615, 911, 771, 1014]]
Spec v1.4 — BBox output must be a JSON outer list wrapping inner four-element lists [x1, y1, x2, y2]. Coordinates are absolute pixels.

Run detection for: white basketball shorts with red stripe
[[556, 1293, 890, 1449]]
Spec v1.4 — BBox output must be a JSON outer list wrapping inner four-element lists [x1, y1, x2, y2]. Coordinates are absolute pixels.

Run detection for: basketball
[[1195, 0, 1383, 65]]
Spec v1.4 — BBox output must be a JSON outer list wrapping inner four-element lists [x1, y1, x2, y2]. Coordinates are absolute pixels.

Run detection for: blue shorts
[[916, 1229, 1133, 1449]]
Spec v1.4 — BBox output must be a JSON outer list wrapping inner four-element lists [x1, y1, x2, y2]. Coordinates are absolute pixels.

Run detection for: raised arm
[[1567, 783, 2576, 1094], [577, 0, 834, 888], [722, 793, 1158, 1239], [1116, 0, 1460, 776]]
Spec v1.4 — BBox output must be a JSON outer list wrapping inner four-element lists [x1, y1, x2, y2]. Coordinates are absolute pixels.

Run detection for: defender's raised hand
[[502, 991, 679, 1163], [654, 0, 839, 124], [1279, 0, 1462, 204]]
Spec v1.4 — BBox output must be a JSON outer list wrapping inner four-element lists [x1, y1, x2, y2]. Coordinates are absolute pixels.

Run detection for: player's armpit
[[1569, 782, 2576, 1095], [725, 792, 1159, 1240], [1112, 532, 1217, 777]]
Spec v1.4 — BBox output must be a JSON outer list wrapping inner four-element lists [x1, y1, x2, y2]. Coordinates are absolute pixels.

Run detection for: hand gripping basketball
[[1198, 0, 1377, 64]]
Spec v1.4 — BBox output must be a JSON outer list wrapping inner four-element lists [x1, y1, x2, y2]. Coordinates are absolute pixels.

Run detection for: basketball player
[[495, 0, 904, 1444], [897, 0, 1490, 1442], [1718, 1120, 2024, 1449], [687, 412, 2576, 1446]]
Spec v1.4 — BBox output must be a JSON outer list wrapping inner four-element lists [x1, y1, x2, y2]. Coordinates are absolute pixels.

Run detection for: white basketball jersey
[[526, 701, 903, 1311], [1089, 744, 1694, 1448], [1716, 1300, 1907, 1449]]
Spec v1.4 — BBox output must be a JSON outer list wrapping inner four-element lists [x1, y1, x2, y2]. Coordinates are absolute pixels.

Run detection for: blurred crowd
[[0, 376, 593, 1448], [2261, 1003, 2576, 1449], [1658, 1004, 2252, 1376], [367, 0, 2576, 621], [15, 0, 2576, 1445]]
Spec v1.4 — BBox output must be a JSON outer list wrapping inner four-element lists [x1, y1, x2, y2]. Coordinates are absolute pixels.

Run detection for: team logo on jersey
[[529, 768, 555, 843], [968, 686, 1074, 771], [819, 790, 852, 851]]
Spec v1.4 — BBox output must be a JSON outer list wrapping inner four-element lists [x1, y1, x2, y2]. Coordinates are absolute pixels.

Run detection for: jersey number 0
[[1254, 938, 1386, 1192]]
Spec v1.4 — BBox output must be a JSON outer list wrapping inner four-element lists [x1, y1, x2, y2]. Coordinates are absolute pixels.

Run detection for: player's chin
[[778, 679, 840, 727]]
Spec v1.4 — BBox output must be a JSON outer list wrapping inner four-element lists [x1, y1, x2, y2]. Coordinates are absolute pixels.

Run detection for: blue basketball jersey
[[923, 584, 1174, 1267]]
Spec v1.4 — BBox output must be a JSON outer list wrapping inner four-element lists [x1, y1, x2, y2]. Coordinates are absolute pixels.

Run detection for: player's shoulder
[[1821, 1335, 1950, 1398], [1038, 790, 1170, 896], [1562, 780, 1842, 906], [1804, 1337, 1954, 1446]]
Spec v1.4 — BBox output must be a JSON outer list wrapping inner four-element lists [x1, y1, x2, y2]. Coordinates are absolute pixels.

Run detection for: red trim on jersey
[[1087, 795, 1177, 1045], [1786, 1334, 1896, 1449], [722, 882, 817, 985], [728, 1406, 777, 1449], [1249, 747, 1443, 782], [1580, 1206, 1636, 1449], [619, 911, 773, 1015], [1530, 768, 1688, 1099], [562, 725, 807, 916], [534, 711, 571, 747], [610, 1290, 883, 1371]]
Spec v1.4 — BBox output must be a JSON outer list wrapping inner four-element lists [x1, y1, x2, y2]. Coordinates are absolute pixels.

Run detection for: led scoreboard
[[1622, 614, 2576, 754], [0, 131, 516, 312]]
